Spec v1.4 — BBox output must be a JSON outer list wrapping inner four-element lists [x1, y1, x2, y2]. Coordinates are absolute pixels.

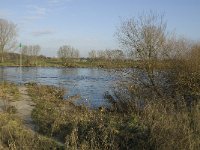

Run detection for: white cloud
[[32, 29, 55, 36], [28, 5, 47, 15], [23, 5, 47, 21]]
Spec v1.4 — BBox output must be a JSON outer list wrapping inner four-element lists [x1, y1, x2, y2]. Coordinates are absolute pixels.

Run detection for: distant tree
[[0, 19, 17, 63], [21, 45, 40, 65], [88, 50, 97, 60], [57, 45, 79, 65], [21, 45, 29, 65], [105, 49, 112, 60], [97, 50, 106, 59], [32, 45, 40, 66], [73, 49, 80, 58], [112, 49, 124, 60]]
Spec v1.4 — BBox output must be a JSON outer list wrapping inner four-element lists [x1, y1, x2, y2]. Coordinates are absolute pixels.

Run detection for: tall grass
[[0, 112, 64, 149]]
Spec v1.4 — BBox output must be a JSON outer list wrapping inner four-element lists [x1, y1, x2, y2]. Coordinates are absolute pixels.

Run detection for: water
[[0, 67, 128, 107]]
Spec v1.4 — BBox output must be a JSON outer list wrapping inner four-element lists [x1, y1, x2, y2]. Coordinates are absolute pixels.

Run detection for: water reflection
[[0, 68, 5, 81]]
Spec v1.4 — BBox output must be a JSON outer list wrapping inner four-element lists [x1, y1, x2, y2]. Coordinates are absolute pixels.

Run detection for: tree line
[[88, 49, 125, 60], [0, 18, 81, 66]]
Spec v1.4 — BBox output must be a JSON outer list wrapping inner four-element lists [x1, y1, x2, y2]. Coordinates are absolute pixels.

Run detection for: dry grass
[[140, 101, 200, 150], [0, 82, 20, 101], [0, 112, 64, 150]]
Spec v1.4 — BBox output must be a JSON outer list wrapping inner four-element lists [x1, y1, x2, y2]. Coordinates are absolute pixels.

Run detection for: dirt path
[[0, 86, 35, 130], [11, 86, 35, 129], [0, 86, 65, 148]]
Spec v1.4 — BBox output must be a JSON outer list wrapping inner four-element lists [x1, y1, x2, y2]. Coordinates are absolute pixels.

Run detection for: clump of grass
[[140, 101, 200, 150], [26, 83, 150, 149], [0, 112, 64, 150], [0, 81, 20, 101], [5, 105, 17, 114]]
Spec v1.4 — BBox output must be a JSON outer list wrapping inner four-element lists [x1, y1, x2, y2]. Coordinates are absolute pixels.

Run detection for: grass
[[26, 83, 151, 149], [0, 82, 20, 100], [0, 82, 20, 113], [0, 80, 199, 149], [0, 112, 64, 149]]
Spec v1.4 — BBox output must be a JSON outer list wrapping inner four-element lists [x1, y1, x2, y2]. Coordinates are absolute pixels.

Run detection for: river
[[0, 67, 129, 107]]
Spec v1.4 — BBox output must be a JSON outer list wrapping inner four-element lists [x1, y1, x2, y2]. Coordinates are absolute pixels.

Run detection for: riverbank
[[0, 81, 199, 149], [0, 82, 64, 149], [0, 57, 136, 69]]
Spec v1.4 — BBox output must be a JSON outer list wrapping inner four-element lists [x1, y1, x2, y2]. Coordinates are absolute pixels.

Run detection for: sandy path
[[11, 86, 35, 129], [0, 86, 65, 148], [0, 86, 35, 130]]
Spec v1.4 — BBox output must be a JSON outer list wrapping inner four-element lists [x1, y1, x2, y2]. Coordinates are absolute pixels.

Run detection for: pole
[[19, 43, 22, 67], [19, 43, 22, 84]]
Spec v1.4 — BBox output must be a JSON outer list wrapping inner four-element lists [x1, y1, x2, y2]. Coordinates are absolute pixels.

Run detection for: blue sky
[[0, 0, 200, 57]]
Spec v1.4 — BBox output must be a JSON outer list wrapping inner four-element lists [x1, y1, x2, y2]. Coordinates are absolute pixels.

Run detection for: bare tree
[[57, 45, 79, 65], [105, 49, 112, 60], [112, 49, 124, 60], [73, 48, 80, 58], [0, 19, 17, 63], [97, 50, 106, 59], [32, 45, 40, 66], [21, 45, 29, 65], [116, 12, 168, 96], [21, 45, 40, 65], [88, 50, 97, 59]]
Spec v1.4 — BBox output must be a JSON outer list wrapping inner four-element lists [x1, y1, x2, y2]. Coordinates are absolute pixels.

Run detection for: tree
[[97, 50, 106, 59], [21, 45, 29, 65], [0, 19, 17, 63], [112, 49, 124, 60], [32, 45, 40, 66], [21, 45, 40, 65], [88, 50, 97, 59], [116, 12, 167, 60], [116, 12, 168, 96], [57, 45, 79, 65]]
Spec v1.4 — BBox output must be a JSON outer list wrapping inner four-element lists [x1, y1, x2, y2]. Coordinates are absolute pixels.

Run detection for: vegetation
[[21, 45, 41, 66], [106, 11, 200, 149], [26, 83, 151, 149], [0, 12, 200, 149], [0, 82, 20, 113], [0, 19, 17, 63], [0, 82, 20, 100], [0, 52, 135, 68], [0, 112, 64, 149], [57, 45, 80, 66]]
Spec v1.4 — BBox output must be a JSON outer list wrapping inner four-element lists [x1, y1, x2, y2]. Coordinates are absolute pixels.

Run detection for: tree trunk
[[1, 53, 3, 63]]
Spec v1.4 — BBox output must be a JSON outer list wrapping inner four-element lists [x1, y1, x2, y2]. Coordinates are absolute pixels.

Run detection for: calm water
[[0, 67, 128, 107]]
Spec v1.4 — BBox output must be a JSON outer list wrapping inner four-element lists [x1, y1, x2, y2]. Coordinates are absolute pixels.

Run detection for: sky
[[0, 0, 200, 57]]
